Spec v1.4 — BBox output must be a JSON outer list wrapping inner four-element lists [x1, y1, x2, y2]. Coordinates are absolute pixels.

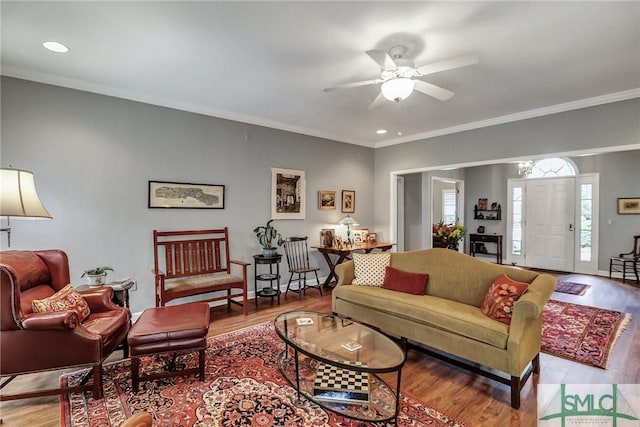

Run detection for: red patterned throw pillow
[[32, 284, 91, 321], [382, 266, 428, 295], [480, 274, 529, 325]]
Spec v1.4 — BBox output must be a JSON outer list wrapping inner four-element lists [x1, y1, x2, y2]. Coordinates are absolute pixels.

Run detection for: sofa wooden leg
[[199, 349, 206, 381], [510, 376, 521, 409], [533, 353, 540, 374]]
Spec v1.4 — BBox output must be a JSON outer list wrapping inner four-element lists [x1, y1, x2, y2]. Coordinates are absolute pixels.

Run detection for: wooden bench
[[153, 228, 250, 314]]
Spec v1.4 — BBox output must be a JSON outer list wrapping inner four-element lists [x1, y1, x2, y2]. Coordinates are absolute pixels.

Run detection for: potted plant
[[253, 219, 283, 258], [81, 266, 114, 286]]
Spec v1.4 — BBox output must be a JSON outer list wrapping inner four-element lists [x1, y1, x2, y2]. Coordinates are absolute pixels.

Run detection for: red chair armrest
[[21, 311, 78, 330], [78, 287, 120, 312]]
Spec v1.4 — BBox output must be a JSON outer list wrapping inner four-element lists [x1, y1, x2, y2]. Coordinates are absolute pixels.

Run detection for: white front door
[[524, 177, 575, 271]]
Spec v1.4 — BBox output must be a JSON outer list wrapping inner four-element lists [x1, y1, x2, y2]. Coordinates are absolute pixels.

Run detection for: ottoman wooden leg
[[131, 356, 140, 392], [199, 349, 205, 381]]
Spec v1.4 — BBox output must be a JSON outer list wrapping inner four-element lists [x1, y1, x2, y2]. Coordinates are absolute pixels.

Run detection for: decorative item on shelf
[[81, 266, 114, 287], [0, 167, 52, 247], [338, 214, 359, 245], [478, 198, 488, 210], [477, 226, 485, 234], [253, 219, 284, 258], [433, 222, 466, 251]]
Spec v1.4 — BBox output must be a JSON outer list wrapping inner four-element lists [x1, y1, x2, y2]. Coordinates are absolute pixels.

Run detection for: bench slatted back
[[154, 229, 231, 279]]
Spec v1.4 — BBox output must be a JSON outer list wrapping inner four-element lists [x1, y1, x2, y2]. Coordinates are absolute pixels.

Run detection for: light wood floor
[[1, 274, 638, 426]]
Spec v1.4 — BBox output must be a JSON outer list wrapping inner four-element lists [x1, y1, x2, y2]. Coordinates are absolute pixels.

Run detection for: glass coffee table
[[274, 311, 405, 423]]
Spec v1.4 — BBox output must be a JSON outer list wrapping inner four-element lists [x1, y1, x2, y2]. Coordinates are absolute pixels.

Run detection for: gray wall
[[0, 77, 375, 312], [376, 99, 639, 266]]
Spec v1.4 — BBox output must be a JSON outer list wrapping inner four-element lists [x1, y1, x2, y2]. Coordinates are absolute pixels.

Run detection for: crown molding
[[374, 89, 640, 149]]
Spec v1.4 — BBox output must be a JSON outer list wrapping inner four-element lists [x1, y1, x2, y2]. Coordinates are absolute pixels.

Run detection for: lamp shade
[[0, 168, 52, 218], [338, 215, 359, 227], [381, 78, 414, 102]]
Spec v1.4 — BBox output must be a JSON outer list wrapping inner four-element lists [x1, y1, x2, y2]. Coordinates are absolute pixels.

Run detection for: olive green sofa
[[332, 248, 555, 409]]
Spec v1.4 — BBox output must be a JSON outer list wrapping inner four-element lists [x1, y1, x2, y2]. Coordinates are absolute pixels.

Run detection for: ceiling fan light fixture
[[381, 78, 414, 102]]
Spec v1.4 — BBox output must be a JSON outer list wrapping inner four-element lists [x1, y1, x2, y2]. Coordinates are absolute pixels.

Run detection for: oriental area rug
[[554, 280, 591, 296], [60, 322, 468, 427], [541, 300, 632, 369]]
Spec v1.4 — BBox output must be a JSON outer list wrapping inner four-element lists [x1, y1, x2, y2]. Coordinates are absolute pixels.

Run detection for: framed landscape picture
[[342, 190, 355, 213], [318, 190, 336, 210], [272, 167, 305, 220], [148, 180, 225, 209], [617, 198, 640, 214]]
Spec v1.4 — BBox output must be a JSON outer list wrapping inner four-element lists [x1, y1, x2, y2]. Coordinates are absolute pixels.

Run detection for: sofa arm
[[21, 311, 79, 330], [335, 260, 355, 286], [512, 273, 556, 321]]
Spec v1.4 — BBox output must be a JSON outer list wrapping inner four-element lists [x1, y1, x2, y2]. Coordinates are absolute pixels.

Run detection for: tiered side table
[[253, 254, 281, 306]]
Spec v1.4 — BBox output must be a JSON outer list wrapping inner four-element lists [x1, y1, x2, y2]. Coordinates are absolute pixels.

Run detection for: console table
[[311, 242, 394, 287], [470, 234, 503, 264]]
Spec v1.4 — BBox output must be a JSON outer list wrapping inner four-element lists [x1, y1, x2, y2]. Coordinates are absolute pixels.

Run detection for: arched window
[[526, 157, 577, 178]]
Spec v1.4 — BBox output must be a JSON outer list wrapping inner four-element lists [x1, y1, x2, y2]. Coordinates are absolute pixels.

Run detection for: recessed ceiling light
[[376, 129, 387, 135], [43, 41, 69, 53]]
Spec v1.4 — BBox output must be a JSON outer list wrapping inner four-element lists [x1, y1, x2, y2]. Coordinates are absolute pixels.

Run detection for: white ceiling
[[2, 1, 639, 148]]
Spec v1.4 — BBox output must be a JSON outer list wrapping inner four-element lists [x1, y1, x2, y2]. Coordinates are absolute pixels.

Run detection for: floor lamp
[[0, 168, 52, 247]]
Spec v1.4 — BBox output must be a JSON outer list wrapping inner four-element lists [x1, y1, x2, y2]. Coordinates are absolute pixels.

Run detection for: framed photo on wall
[[148, 180, 225, 209], [272, 167, 305, 220], [318, 190, 336, 210], [342, 190, 355, 213], [617, 198, 640, 214]]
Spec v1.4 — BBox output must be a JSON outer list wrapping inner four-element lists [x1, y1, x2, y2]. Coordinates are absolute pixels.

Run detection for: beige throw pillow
[[351, 252, 391, 286]]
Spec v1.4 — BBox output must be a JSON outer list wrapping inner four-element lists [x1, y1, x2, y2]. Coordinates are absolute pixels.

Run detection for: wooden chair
[[283, 236, 322, 300], [153, 228, 249, 314], [609, 235, 640, 284]]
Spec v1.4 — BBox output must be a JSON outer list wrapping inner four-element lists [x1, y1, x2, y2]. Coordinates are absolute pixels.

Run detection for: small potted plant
[[253, 219, 283, 258], [81, 266, 114, 286]]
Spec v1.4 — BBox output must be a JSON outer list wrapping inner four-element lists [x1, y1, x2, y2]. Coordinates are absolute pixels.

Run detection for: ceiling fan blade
[[366, 50, 398, 71], [414, 80, 455, 101], [368, 92, 388, 110], [324, 78, 383, 92], [416, 54, 479, 76]]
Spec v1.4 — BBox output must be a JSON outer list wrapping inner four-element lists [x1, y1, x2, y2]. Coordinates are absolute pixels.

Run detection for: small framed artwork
[[320, 229, 335, 247], [352, 228, 369, 244], [272, 167, 305, 220], [148, 181, 225, 209], [368, 232, 378, 243], [318, 190, 336, 210], [617, 198, 640, 215], [342, 190, 355, 213]]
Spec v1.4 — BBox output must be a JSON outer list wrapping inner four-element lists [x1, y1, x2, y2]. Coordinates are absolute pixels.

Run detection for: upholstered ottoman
[[127, 303, 210, 391]]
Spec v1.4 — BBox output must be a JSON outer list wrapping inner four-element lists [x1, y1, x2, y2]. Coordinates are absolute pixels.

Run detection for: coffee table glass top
[[274, 311, 404, 371]]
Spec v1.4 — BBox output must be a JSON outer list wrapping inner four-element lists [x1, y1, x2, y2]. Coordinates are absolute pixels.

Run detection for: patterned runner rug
[[541, 300, 632, 368], [554, 280, 591, 295], [61, 322, 468, 427]]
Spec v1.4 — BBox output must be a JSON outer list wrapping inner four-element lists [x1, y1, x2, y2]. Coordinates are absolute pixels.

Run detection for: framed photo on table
[[352, 229, 369, 244], [342, 190, 355, 213]]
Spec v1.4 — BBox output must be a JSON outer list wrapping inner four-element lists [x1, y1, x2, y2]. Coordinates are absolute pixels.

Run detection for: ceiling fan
[[324, 46, 478, 109]]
